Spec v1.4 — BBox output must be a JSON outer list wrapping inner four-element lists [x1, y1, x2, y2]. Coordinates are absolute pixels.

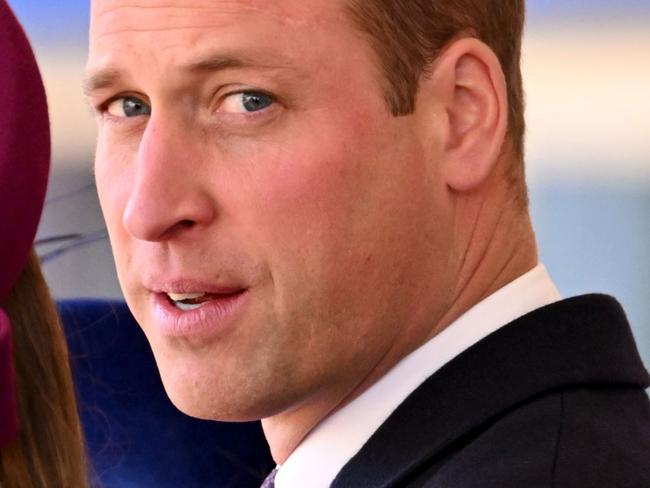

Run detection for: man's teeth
[[175, 301, 204, 312], [167, 292, 206, 302], [166, 292, 210, 311]]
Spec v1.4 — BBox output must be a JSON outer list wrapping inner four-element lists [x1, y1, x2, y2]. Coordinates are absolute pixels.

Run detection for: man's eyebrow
[[185, 51, 296, 75], [186, 53, 255, 73], [83, 69, 122, 97], [83, 53, 292, 96]]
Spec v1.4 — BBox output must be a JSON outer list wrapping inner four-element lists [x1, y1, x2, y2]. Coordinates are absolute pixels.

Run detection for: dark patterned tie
[[260, 467, 278, 488]]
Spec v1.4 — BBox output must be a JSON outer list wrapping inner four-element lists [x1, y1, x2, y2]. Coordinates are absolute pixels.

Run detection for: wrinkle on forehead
[[91, 0, 336, 41], [87, 0, 354, 82]]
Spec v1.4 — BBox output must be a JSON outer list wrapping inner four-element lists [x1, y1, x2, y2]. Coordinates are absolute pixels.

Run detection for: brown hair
[[0, 250, 88, 488], [347, 0, 527, 200]]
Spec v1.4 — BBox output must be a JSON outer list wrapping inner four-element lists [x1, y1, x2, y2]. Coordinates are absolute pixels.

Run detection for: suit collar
[[332, 295, 650, 487]]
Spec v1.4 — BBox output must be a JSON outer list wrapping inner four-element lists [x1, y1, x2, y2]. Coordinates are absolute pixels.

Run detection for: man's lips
[[145, 279, 250, 337], [148, 279, 246, 295], [162, 289, 246, 312]]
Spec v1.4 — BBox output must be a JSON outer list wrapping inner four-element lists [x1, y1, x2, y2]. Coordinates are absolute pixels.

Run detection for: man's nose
[[122, 119, 216, 242]]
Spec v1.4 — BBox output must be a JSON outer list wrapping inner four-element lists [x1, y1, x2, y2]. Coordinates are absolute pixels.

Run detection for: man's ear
[[416, 38, 508, 192]]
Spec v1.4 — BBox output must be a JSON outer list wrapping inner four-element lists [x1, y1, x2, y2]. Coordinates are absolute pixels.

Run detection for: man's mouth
[[165, 291, 244, 312], [151, 285, 249, 337]]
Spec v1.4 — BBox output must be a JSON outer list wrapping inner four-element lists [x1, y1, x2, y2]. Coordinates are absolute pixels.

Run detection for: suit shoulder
[[553, 386, 650, 487], [411, 387, 650, 488]]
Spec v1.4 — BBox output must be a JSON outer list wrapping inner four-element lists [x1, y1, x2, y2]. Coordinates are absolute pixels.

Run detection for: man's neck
[[432, 211, 539, 342]]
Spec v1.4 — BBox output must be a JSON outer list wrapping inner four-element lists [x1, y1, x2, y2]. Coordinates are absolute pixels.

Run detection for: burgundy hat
[[0, 0, 51, 448]]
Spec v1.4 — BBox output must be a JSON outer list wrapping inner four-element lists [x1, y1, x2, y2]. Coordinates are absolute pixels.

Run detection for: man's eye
[[106, 96, 151, 118], [219, 92, 275, 114]]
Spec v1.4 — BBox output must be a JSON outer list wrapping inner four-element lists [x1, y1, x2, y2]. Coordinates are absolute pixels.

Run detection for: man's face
[[88, 0, 456, 421]]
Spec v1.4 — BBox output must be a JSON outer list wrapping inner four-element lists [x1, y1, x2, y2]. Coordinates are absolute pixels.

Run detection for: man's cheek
[[96, 143, 135, 215], [95, 157, 135, 278]]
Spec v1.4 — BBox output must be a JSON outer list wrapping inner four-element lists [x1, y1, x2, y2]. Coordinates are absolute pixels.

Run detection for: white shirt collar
[[275, 264, 561, 488]]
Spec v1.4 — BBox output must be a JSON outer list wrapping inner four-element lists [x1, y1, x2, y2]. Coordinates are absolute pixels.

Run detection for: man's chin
[[157, 368, 290, 422], [162, 384, 252, 421]]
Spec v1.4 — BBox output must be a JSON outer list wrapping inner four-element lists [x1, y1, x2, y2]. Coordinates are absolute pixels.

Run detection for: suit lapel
[[332, 294, 650, 488]]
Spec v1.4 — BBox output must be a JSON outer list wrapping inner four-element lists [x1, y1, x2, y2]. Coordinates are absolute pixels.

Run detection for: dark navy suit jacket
[[332, 295, 650, 487]]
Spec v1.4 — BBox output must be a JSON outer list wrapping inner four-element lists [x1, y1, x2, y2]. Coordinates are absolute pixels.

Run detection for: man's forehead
[[86, 0, 354, 95], [88, 0, 353, 69], [90, 0, 342, 36]]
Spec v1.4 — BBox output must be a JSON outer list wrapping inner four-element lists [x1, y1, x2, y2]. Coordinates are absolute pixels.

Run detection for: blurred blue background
[[7, 1, 649, 364]]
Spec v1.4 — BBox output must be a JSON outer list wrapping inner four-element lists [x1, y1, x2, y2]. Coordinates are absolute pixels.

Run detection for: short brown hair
[[347, 0, 526, 160]]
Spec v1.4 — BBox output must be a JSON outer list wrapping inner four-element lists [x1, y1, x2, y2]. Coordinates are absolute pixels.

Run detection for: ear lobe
[[431, 39, 508, 193]]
